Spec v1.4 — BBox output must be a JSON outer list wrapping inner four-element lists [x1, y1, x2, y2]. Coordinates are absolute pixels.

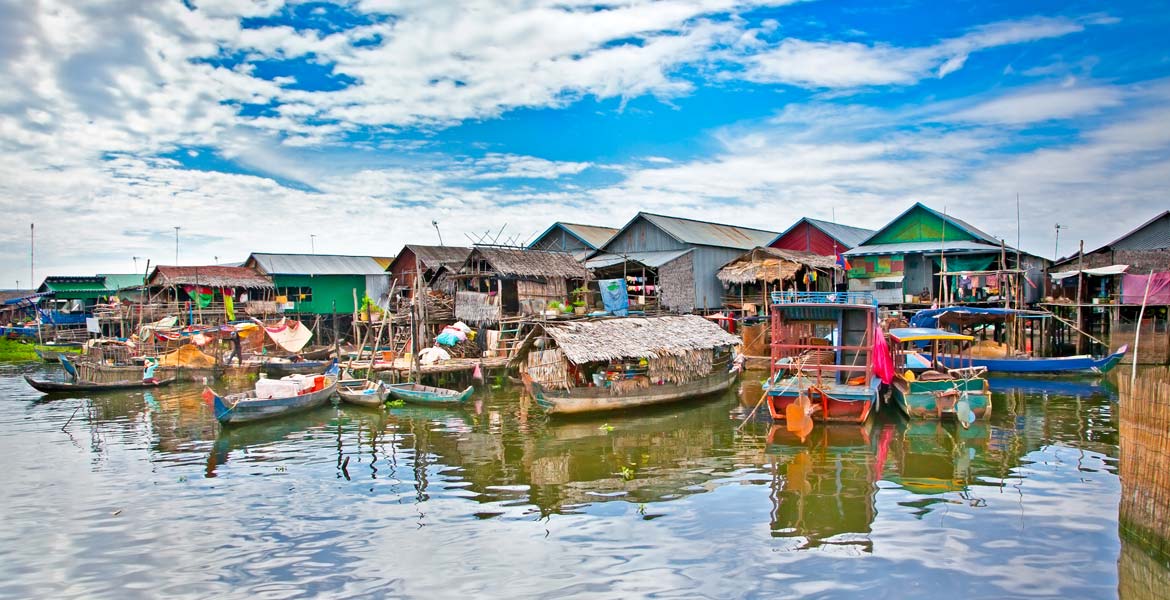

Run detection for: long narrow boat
[[206, 362, 339, 425], [385, 382, 474, 406], [24, 375, 176, 395], [337, 380, 389, 407], [923, 345, 1127, 375], [887, 328, 990, 422], [524, 370, 736, 415], [764, 291, 882, 424], [33, 343, 83, 362]]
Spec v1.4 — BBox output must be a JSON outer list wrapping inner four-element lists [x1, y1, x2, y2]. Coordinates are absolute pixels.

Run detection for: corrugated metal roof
[[844, 241, 1005, 257], [248, 253, 388, 275], [804, 218, 875, 249], [559, 223, 618, 250], [1102, 211, 1170, 252], [38, 276, 106, 294], [585, 249, 693, 270], [638, 213, 778, 250], [407, 245, 472, 269]]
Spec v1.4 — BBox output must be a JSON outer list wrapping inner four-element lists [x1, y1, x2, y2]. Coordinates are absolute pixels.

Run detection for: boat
[[24, 375, 176, 395], [887, 327, 990, 422], [337, 379, 389, 407], [33, 342, 83, 362], [256, 359, 332, 377], [763, 291, 883, 424], [523, 370, 737, 415], [206, 361, 340, 425], [385, 382, 474, 406], [910, 306, 1128, 375], [513, 315, 741, 415], [926, 346, 1127, 375]]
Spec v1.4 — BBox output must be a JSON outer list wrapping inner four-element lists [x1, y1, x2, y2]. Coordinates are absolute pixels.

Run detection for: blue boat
[[910, 306, 1128, 375], [206, 361, 339, 425], [923, 345, 1127, 375]]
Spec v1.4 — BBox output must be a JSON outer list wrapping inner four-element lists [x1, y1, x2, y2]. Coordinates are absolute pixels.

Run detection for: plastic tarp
[[158, 344, 217, 368], [599, 278, 629, 317], [909, 307, 1046, 329], [933, 255, 995, 272], [873, 325, 894, 385], [1049, 264, 1130, 281], [263, 318, 313, 353], [1122, 273, 1170, 305]]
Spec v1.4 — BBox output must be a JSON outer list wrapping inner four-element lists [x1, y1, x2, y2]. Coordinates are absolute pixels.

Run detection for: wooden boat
[[206, 362, 339, 425], [385, 382, 474, 406], [258, 359, 332, 377], [24, 375, 176, 394], [337, 380, 389, 407], [765, 291, 882, 424], [888, 328, 990, 422], [924, 345, 1127, 375], [524, 369, 736, 415], [33, 343, 83, 362]]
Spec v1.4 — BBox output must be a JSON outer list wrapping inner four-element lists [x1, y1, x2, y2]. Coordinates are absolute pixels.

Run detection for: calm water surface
[[0, 365, 1165, 599]]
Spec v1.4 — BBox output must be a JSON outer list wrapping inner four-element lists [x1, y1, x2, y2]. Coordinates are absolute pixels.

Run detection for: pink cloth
[[1122, 273, 1170, 305], [872, 324, 895, 385]]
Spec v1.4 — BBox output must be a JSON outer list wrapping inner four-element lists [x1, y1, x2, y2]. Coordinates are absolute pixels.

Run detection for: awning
[[1049, 264, 1129, 281], [870, 275, 905, 284], [2, 292, 51, 305], [585, 249, 692, 270]]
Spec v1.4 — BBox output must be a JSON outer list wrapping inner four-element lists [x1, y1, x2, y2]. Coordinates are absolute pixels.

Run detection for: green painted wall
[[273, 274, 366, 314], [868, 206, 978, 245]]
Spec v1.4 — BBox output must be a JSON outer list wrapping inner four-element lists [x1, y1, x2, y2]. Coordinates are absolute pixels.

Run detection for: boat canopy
[[889, 327, 974, 343], [909, 306, 1048, 329]]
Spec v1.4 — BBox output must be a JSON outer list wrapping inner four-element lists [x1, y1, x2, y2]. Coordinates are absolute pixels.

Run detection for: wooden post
[[1131, 270, 1155, 385], [1075, 240, 1085, 354]]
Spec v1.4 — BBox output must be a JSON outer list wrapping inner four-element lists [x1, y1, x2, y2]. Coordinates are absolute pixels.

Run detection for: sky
[[2, 0, 1169, 287]]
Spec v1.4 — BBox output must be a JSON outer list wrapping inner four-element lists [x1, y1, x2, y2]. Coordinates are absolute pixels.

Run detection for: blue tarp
[[599, 279, 629, 317], [909, 307, 1044, 329]]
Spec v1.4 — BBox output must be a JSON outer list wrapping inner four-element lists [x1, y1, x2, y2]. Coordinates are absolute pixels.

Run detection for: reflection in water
[[0, 364, 1162, 598]]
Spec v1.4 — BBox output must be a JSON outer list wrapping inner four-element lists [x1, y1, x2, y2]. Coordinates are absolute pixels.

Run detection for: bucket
[[382, 351, 396, 362]]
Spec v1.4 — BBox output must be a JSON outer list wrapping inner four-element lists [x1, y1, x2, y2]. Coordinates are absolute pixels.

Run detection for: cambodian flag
[[835, 252, 851, 271]]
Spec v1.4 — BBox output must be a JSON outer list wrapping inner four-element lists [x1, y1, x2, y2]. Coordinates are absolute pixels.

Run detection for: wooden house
[[586, 212, 779, 313], [244, 253, 392, 315], [843, 203, 1046, 306], [387, 245, 472, 296], [143, 265, 277, 322], [528, 222, 618, 261], [454, 247, 590, 325], [1046, 211, 1170, 363], [770, 217, 874, 257]]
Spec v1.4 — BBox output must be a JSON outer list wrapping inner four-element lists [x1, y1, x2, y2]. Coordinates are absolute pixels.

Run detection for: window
[[277, 287, 313, 303]]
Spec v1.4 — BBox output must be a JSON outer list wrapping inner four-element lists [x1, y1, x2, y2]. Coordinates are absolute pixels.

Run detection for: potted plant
[[571, 286, 589, 315]]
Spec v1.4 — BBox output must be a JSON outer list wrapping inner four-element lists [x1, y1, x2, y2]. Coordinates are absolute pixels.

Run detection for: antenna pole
[[30, 223, 34, 291]]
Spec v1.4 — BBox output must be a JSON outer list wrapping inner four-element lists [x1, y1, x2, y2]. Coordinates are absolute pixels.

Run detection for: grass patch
[[0, 339, 40, 362]]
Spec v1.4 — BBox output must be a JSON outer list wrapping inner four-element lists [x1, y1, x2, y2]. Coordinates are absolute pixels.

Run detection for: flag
[[835, 252, 851, 271]]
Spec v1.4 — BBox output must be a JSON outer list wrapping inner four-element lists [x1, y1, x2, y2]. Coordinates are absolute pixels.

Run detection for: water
[[0, 364, 1164, 599]]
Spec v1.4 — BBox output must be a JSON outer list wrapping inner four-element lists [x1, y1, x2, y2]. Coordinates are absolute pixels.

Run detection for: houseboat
[[516, 315, 740, 415], [764, 291, 882, 423]]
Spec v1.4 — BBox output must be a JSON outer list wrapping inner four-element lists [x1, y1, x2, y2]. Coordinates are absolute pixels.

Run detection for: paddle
[[786, 393, 816, 441], [955, 397, 975, 429]]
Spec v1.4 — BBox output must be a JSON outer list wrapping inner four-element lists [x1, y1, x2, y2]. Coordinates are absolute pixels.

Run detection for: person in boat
[[227, 330, 243, 366], [142, 357, 159, 384]]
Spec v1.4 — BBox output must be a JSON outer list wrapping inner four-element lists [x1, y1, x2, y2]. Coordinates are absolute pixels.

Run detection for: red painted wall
[[770, 222, 846, 256], [389, 248, 418, 293]]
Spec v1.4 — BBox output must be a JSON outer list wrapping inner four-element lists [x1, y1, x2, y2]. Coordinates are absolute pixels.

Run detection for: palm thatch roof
[[717, 247, 839, 285], [536, 315, 738, 364], [466, 247, 589, 279], [147, 266, 275, 289]]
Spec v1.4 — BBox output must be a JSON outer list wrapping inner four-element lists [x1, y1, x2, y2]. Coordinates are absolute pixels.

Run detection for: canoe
[[385, 382, 474, 406], [259, 360, 332, 377], [207, 362, 339, 425], [523, 370, 737, 415], [34, 344, 83, 362], [923, 344, 1127, 375], [337, 380, 389, 407], [24, 375, 176, 394]]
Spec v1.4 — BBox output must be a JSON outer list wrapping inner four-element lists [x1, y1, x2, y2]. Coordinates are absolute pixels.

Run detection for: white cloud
[[742, 16, 1089, 88], [945, 85, 1124, 125]]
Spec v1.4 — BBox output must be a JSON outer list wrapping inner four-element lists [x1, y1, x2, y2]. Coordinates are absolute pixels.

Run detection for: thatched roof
[[147, 266, 275, 289], [538, 315, 738, 363], [717, 247, 838, 285], [467, 247, 589, 279]]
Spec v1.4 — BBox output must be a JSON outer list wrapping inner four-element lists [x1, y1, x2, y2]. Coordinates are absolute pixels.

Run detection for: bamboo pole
[[1075, 240, 1085, 354], [1132, 270, 1155, 385]]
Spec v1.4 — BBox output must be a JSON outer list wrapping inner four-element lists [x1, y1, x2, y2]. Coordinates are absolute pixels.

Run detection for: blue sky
[[1, 0, 1169, 285]]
